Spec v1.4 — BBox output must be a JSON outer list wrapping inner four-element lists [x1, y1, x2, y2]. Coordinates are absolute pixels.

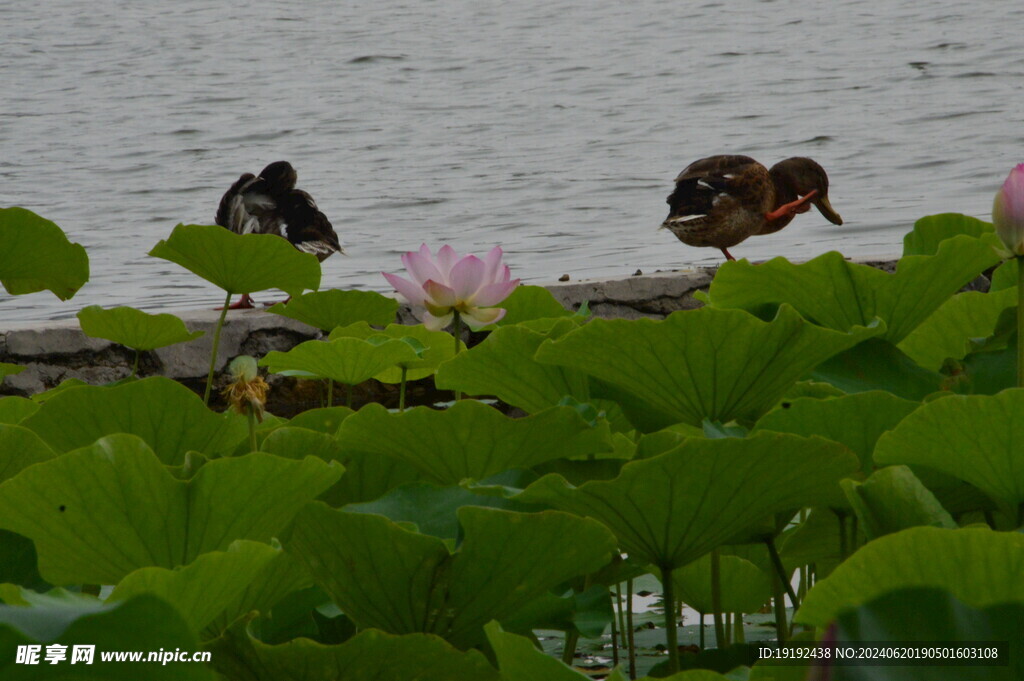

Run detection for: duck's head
[[770, 157, 843, 225], [258, 161, 298, 195]]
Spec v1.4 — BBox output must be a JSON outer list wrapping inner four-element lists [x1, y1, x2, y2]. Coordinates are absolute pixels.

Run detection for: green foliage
[[842, 466, 957, 540], [674, 553, 771, 614], [329, 322, 455, 382], [77, 305, 204, 350], [0, 425, 56, 484], [268, 289, 399, 331], [260, 337, 419, 385], [149, 223, 320, 296], [901, 213, 995, 256], [535, 305, 881, 429], [0, 363, 25, 384], [0, 206, 89, 300], [336, 401, 611, 485], [0, 434, 342, 584], [795, 527, 1024, 627], [488, 284, 575, 326]]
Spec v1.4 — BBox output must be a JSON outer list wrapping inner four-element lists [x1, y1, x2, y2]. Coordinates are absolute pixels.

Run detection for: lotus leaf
[[874, 390, 1024, 509], [516, 432, 859, 570], [991, 257, 1018, 291], [328, 322, 455, 382], [674, 553, 771, 615], [20, 376, 246, 465], [901, 213, 994, 256], [842, 466, 956, 540], [267, 289, 399, 331], [108, 541, 279, 634], [208, 618, 498, 681], [0, 425, 56, 484], [260, 427, 344, 463], [322, 450, 430, 506], [703, 236, 999, 343], [0, 397, 37, 425], [149, 223, 320, 296], [484, 620, 607, 681], [534, 305, 881, 428], [287, 406, 353, 435], [435, 321, 591, 413], [820, 587, 1022, 681], [0, 530, 48, 592], [500, 583, 612, 639], [260, 337, 419, 385], [0, 434, 342, 584], [335, 401, 612, 485], [77, 305, 204, 350], [283, 504, 617, 648], [0, 363, 25, 384], [0, 206, 89, 300], [795, 527, 1024, 626], [0, 593, 212, 680], [487, 284, 574, 326], [808, 338, 943, 400], [754, 391, 919, 474]]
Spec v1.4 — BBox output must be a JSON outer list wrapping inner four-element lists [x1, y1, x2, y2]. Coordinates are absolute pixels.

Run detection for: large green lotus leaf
[[808, 338, 944, 401], [108, 540, 277, 634], [268, 289, 398, 331], [516, 432, 859, 569], [328, 322, 456, 382], [897, 288, 1016, 371], [0, 363, 25, 384], [500, 583, 612, 639], [0, 207, 89, 300], [77, 305, 204, 350], [435, 321, 591, 413], [795, 527, 1024, 626], [260, 427, 344, 463], [208, 617, 498, 681], [823, 587, 1022, 681], [753, 391, 920, 474], [0, 425, 56, 484], [901, 213, 995, 256], [322, 450, 430, 506], [0, 530, 48, 591], [704, 236, 1000, 343], [674, 553, 771, 615], [0, 593, 212, 680], [484, 620, 603, 681], [842, 466, 956, 541], [874, 390, 1024, 508], [149, 223, 320, 295], [489, 284, 574, 326], [287, 406, 353, 435], [0, 398, 38, 425], [283, 504, 617, 649], [991, 257, 1018, 291], [0, 435, 342, 584], [534, 305, 880, 428], [777, 508, 843, 577], [260, 337, 419, 385], [335, 401, 612, 485], [20, 376, 246, 465]]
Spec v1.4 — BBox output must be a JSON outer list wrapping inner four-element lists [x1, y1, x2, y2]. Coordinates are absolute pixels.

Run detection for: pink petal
[[462, 306, 506, 330], [402, 249, 444, 288], [436, 245, 459, 279], [1001, 164, 1024, 219], [423, 279, 457, 307], [481, 246, 504, 283], [448, 255, 487, 301], [382, 272, 427, 306], [472, 279, 520, 306], [422, 310, 453, 332]]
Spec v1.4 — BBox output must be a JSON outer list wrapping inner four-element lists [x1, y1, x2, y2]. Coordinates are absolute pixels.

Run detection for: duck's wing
[[216, 173, 257, 234], [664, 155, 765, 224], [216, 172, 286, 235], [282, 190, 344, 261]]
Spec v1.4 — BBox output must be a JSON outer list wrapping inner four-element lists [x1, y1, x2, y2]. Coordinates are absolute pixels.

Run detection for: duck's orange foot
[[262, 296, 291, 308], [218, 294, 256, 310], [766, 189, 819, 221]]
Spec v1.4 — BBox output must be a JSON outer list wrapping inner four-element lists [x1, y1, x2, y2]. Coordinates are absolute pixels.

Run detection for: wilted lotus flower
[[222, 355, 269, 423], [383, 244, 520, 331], [993, 163, 1024, 256]]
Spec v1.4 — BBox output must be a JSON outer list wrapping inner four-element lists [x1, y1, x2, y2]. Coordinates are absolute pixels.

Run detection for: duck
[[660, 155, 842, 262], [215, 161, 343, 308]]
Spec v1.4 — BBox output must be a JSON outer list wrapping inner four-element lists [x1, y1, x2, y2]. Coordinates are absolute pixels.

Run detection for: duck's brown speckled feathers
[[661, 155, 842, 261], [215, 161, 343, 262]]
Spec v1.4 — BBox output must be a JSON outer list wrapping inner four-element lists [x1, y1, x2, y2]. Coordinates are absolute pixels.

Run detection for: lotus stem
[[399, 365, 408, 412], [1018, 256, 1024, 388], [561, 630, 579, 666], [132, 349, 140, 378], [327, 379, 334, 407], [204, 291, 232, 405], [734, 613, 745, 644], [765, 537, 799, 611], [613, 582, 626, 667], [626, 577, 636, 678], [698, 610, 705, 650], [660, 564, 679, 673], [346, 383, 354, 409], [453, 310, 463, 401], [711, 549, 724, 647], [247, 405, 258, 453], [836, 511, 848, 560], [772, 578, 788, 643]]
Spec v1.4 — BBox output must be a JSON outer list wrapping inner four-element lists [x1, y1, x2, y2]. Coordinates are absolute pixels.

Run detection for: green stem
[[346, 383, 354, 409], [1018, 255, 1024, 387], [132, 349, 140, 378], [660, 565, 679, 674], [204, 291, 232, 405], [561, 630, 579, 666], [698, 610, 705, 650], [772, 578, 788, 643], [837, 511, 848, 561], [247, 405, 258, 453], [734, 612, 745, 643], [626, 578, 636, 679], [327, 379, 334, 407], [399, 365, 408, 412], [711, 549, 725, 648], [613, 582, 626, 668], [453, 311, 463, 401]]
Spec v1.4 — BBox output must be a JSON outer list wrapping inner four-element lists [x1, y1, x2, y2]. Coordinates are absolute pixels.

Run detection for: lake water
[[3, 1, 1023, 322]]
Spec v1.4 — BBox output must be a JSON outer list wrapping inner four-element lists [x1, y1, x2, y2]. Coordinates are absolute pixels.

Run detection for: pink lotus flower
[[383, 244, 520, 331], [994, 163, 1024, 255]]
